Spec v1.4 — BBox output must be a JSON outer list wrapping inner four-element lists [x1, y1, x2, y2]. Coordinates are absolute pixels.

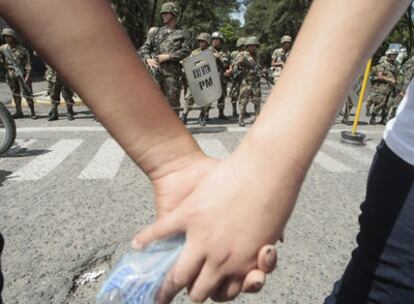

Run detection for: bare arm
[[0, 0, 199, 179]]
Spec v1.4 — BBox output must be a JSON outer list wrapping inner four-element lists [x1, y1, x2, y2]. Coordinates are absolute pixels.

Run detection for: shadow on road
[[2, 148, 49, 158], [0, 170, 12, 186], [188, 126, 227, 134]]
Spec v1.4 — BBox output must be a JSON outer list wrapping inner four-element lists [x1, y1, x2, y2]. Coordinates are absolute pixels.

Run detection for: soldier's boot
[[28, 101, 38, 120], [180, 113, 188, 125], [253, 105, 261, 123], [48, 103, 59, 121], [238, 113, 246, 127], [12, 98, 24, 119], [380, 115, 388, 125], [66, 104, 75, 121], [198, 112, 206, 127], [369, 115, 376, 125], [218, 108, 228, 120], [232, 103, 238, 118]]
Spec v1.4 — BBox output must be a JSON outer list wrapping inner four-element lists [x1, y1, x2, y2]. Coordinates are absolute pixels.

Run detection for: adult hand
[[146, 58, 160, 69], [147, 152, 279, 303], [135, 151, 295, 303]]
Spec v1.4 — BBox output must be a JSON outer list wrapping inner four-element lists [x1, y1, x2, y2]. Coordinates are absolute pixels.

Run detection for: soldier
[[181, 33, 211, 126], [139, 2, 191, 115], [229, 37, 246, 117], [271, 35, 292, 85], [237, 36, 262, 127], [211, 31, 232, 120], [47, 70, 76, 121], [384, 52, 414, 121], [0, 28, 37, 119], [366, 49, 398, 125]]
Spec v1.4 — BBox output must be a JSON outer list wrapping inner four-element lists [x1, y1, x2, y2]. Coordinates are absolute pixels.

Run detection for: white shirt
[[384, 79, 414, 165]]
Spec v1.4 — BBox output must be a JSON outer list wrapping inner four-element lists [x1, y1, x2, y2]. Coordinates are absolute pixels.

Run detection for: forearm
[[238, 0, 410, 209], [0, 0, 199, 177]]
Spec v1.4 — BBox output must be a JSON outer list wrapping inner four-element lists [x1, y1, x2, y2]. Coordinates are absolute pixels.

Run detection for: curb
[[8, 91, 84, 107]]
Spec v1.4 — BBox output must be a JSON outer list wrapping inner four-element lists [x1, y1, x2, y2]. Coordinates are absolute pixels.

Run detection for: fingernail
[[265, 249, 275, 267], [254, 281, 263, 290]]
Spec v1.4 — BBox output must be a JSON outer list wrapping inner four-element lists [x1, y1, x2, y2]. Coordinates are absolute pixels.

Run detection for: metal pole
[[352, 59, 373, 135]]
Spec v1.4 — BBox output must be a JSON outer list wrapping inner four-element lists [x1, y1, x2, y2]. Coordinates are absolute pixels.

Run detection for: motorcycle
[[0, 102, 16, 155]]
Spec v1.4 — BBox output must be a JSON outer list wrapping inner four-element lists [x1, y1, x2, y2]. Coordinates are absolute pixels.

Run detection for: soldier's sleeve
[[169, 30, 191, 62], [402, 58, 414, 92], [222, 51, 231, 70], [139, 30, 154, 62], [23, 47, 32, 75], [271, 49, 278, 61]]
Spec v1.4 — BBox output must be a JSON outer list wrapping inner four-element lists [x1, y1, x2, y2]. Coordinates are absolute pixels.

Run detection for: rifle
[[261, 68, 275, 88], [1, 46, 32, 95]]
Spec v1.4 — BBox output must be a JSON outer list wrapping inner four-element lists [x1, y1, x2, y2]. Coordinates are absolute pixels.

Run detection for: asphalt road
[[0, 81, 386, 304]]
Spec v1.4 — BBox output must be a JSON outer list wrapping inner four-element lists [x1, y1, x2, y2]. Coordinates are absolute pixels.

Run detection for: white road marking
[[9, 139, 83, 181], [6, 126, 385, 136], [196, 138, 230, 159], [313, 151, 353, 173], [79, 139, 125, 179], [324, 140, 373, 166]]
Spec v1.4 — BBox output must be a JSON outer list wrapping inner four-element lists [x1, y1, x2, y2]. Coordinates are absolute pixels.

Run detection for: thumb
[[131, 211, 185, 250]]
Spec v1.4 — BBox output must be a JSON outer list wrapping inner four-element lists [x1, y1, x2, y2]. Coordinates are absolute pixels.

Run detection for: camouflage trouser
[[157, 68, 182, 113], [272, 67, 283, 85], [217, 80, 227, 111], [230, 78, 242, 105], [183, 90, 208, 115], [239, 82, 261, 115], [50, 77, 74, 105], [366, 92, 391, 116], [343, 96, 353, 122], [387, 95, 403, 120], [5, 72, 35, 107]]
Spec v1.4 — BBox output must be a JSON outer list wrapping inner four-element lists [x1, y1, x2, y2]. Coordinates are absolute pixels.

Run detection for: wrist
[[135, 134, 203, 181]]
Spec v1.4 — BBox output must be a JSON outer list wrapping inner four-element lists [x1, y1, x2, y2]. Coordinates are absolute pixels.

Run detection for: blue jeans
[[325, 140, 414, 304]]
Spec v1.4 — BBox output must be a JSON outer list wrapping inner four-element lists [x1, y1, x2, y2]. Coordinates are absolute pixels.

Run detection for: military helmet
[[197, 33, 211, 45], [385, 49, 399, 56], [245, 36, 260, 46], [236, 37, 246, 48], [160, 2, 179, 16], [211, 31, 224, 41], [1, 28, 17, 40], [280, 35, 292, 44]]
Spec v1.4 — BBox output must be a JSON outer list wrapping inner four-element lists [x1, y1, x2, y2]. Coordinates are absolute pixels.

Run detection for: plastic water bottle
[[97, 235, 185, 304]]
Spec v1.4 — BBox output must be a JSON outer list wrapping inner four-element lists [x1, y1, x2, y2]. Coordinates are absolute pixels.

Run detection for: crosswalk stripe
[[196, 138, 230, 159], [9, 139, 83, 181], [313, 151, 353, 173], [324, 140, 373, 166], [5, 139, 37, 156], [78, 139, 125, 179]]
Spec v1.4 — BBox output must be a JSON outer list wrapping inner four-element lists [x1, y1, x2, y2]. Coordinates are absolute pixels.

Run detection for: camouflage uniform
[[229, 39, 245, 117], [139, 26, 191, 113], [0, 32, 36, 119], [271, 48, 290, 84], [44, 64, 56, 96], [48, 70, 75, 121], [387, 55, 414, 120], [237, 47, 261, 126], [211, 45, 231, 117], [366, 58, 397, 123]]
